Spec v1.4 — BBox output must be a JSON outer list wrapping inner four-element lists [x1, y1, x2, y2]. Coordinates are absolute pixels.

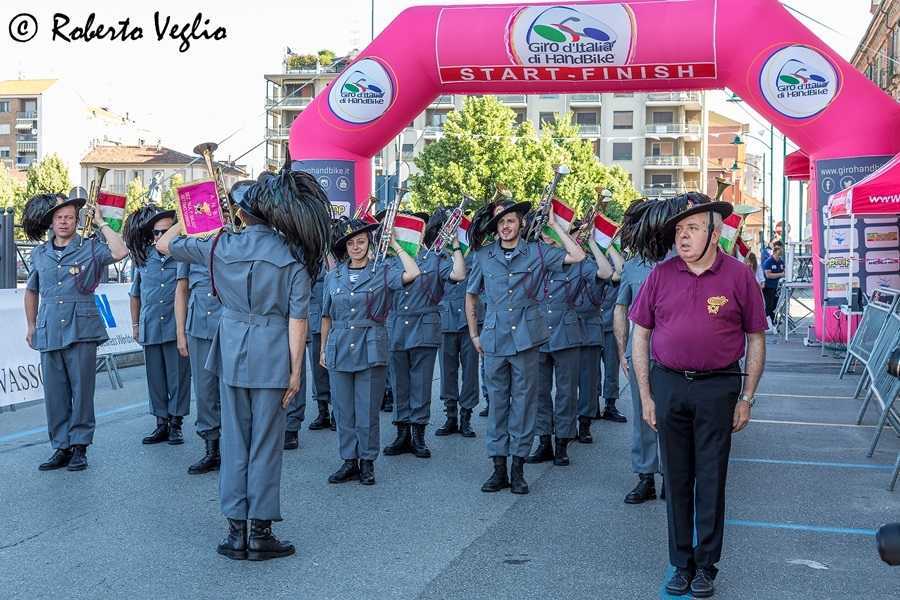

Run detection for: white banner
[[0, 283, 141, 408]]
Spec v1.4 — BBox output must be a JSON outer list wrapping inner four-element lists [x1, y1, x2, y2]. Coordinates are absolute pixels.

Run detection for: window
[[0, 101, 8, 112], [131, 170, 144, 188], [0, 124, 9, 135], [402, 143, 415, 160], [513, 110, 527, 125], [651, 111, 674, 124], [426, 110, 449, 127], [649, 141, 675, 156], [650, 174, 674, 187], [612, 142, 632, 161], [614, 92, 633, 97], [113, 170, 126, 193], [540, 94, 559, 99], [574, 112, 598, 125], [23, 100, 37, 113], [0, 147, 10, 158], [539, 112, 556, 129], [175, 169, 187, 183], [613, 111, 633, 129]]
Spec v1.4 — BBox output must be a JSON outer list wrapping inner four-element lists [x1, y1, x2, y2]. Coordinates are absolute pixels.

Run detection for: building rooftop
[[0, 79, 57, 96], [81, 145, 247, 176]]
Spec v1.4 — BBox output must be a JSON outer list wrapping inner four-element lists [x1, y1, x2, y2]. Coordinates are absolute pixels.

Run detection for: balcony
[[642, 184, 700, 197], [644, 155, 701, 169], [576, 124, 601, 137], [16, 158, 35, 169], [15, 113, 37, 130], [646, 92, 702, 105], [431, 95, 455, 106], [569, 94, 602, 105], [645, 123, 702, 137], [266, 96, 313, 110], [496, 94, 527, 105], [266, 126, 291, 139], [16, 140, 37, 152], [284, 64, 344, 75], [423, 125, 444, 138]]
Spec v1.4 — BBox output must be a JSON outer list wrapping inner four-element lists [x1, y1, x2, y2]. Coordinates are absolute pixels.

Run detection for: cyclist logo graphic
[[329, 58, 394, 125]]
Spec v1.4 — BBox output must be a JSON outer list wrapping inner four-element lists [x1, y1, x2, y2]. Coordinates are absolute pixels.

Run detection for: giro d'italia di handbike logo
[[759, 45, 840, 119], [508, 4, 634, 66], [328, 58, 394, 125]]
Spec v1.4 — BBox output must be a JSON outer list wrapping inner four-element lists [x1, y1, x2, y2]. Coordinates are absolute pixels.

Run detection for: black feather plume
[[424, 207, 451, 249], [468, 202, 496, 252], [618, 195, 693, 263], [22, 194, 61, 242], [122, 206, 159, 268]]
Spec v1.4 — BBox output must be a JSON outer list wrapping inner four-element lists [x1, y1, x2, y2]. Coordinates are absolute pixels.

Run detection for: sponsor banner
[[292, 159, 355, 219], [0, 284, 140, 408], [175, 179, 225, 237], [327, 57, 395, 125], [759, 44, 841, 120], [436, 1, 717, 84]]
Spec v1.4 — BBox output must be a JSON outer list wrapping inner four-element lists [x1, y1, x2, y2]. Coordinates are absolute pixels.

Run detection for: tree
[[0, 163, 22, 210], [161, 173, 183, 209], [125, 176, 146, 214], [317, 49, 336, 66], [23, 154, 70, 200]]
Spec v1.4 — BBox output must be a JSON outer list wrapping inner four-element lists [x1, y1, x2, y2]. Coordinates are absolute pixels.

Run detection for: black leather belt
[[655, 362, 745, 381]]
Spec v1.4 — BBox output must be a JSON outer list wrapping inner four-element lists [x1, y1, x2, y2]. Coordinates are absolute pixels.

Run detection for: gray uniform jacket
[[441, 253, 473, 333], [129, 248, 179, 345], [388, 250, 453, 350], [309, 267, 326, 335], [573, 258, 607, 347], [539, 261, 583, 352], [26, 235, 117, 352], [599, 275, 620, 332], [466, 239, 566, 357], [168, 224, 311, 388], [176, 262, 222, 340], [323, 261, 404, 373], [616, 257, 654, 359]]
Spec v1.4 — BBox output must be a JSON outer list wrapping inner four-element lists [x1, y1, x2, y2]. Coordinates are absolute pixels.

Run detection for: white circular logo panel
[[328, 58, 394, 125], [759, 45, 840, 119]]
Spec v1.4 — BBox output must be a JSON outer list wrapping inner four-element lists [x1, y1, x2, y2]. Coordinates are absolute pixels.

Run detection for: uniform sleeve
[[466, 253, 483, 295], [26, 249, 40, 291], [438, 254, 454, 281], [386, 259, 405, 292], [536, 241, 566, 273], [321, 274, 333, 318], [129, 268, 141, 298], [740, 268, 769, 333], [628, 267, 658, 329], [176, 261, 189, 281], [169, 236, 213, 266], [289, 266, 311, 320], [94, 239, 117, 267], [616, 274, 633, 307]]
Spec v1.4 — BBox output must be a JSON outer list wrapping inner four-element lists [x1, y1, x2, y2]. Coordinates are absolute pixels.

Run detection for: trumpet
[[576, 187, 612, 246], [194, 141, 239, 233], [373, 192, 402, 266], [79, 167, 109, 238], [427, 194, 472, 256], [354, 195, 377, 220], [714, 176, 733, 201], [526, 164, 570, 241]]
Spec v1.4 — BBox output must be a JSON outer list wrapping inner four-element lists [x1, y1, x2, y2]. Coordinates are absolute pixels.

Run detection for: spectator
[[761, 241, 785, 332]]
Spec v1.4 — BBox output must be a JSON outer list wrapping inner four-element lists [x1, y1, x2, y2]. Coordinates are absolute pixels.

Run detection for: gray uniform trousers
[[219, 385, 286, 521], [41, 342, 98, 449], [628, 358, 660, 474], [535, 347, 580, 439], [285, 353, 308, 432], [188, 336, 220, 440], [144, 341, 191, 418], [391, 348, 438, 425], [599, 330, 620, 402], [484, 348, 540, 458], [577, 345, 602, 418], [331, 366, 386, 461], [440, 331, 479, 413], [309, 332, 331, 403]]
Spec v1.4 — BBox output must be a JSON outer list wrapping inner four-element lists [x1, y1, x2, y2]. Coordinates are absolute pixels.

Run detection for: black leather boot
[[553, 437, 571, 466], [526, 434, 554, 464], [39, 448, 72, 471], [624, 473, 657, 504], [283, 430, 299, 450], [410, 424, 431, 458], [217, 519, 248, 560], [142, 417, 169, 444], [481, 456, 510, 492], [328, 459, 360, 484], [308, 401, 332, 430], [510, 456, 529, 495], [247, 520, 295, 561], [381, 388, 394, 413], [189, 438, 221, 474], [577, 416, 593, 444], [458, 408, 476, 438], [168, 416, 184, 445], [383, 423, 412, 456], [66, 445, 88, 471], [358, 459, 375, 485], [329, 411, 336, 431], [479, 398, 489, 417], [435, 407, 458, 436], [600, 401, 627, 423]]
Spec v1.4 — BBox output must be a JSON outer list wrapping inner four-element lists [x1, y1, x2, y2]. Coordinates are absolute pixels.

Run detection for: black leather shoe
[[217, 519, 248, 560], [381, 388, 394, 413], [690, 568, 715, 598], [188, 438, 220, 474], [359, 459, 375, 485], [328, 459, 360, 484], [329, 412, 336, 431], [383, 423, 412, 456], [459, 408, 476, 438], [624, 474, 657, 504], [435, 413, 458, 436], [600, 403, 627, 423], [283, 430, 299, 450], [478, 400, 489, 417], [577, 416, 593, 444], [481, 456, 510, 492], [410, 424, 431, 458], [168, 416, 184, 445], [308, 401, 332, 430], [660, 477, 666, 500], [39, 448, 72, 471], [142, 418, 169, 444], [66, 445, 88, 471], [665, 569, 694, 596], [553, 437, 571, 466], [510, 456, 529, 494], [526, 435, 554, 464], [247, 520, 295, 561]]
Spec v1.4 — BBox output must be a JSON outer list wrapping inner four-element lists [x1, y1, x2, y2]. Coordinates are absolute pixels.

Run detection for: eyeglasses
[[152, 228, 170, 237]]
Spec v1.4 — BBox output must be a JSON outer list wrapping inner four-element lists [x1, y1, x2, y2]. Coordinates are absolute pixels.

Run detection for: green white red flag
[[97, 192, 126, 232], [542, 198, 575, 245], [718, 213, 743, 254], [457, 215, 471, 255], [593, 214, 620, 251], [735, 237, 750, 259], [393, 214, 425, 258]]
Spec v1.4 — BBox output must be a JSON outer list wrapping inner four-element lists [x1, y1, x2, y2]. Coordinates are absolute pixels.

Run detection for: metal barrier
[[0, 208, 15, 289], [839, 288, 900, 398]]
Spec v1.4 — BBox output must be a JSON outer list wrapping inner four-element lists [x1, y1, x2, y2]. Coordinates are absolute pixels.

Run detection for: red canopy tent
[[784, 150, 810, 181], [827, 153, 900, 218]]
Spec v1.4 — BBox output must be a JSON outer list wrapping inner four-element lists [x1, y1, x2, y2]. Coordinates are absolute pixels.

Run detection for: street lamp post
[[731, 158, 766, 246], [731, 134, 771, 241]]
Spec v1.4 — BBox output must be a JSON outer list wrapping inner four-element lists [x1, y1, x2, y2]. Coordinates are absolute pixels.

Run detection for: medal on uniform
[[69, 265, 81, 275]]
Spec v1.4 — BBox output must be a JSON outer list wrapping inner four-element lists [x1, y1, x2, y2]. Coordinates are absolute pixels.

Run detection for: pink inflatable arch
[[290, 0, 900, 341]]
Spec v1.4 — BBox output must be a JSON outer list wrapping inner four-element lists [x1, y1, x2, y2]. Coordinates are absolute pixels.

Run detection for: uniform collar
[[489, 238, 525, 261], [49, 234, 84, 261], [675, 249, 724, 275], [340, 260, 374, 289]]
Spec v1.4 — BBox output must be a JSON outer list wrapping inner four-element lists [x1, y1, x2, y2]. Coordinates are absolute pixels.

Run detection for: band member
[[176, 257, 222, 473], [158, 168, 330, 561], [384, 210, 465, 458], [23, 191, 128, 471], [125, 206, 192, 446], [284, 367, 307, 450], [320, 218, 420, 485], [306, 252, 335, 432], [597, 245, 627, 423], [466, 200, 585, 495], [629, 193, 766, 597]]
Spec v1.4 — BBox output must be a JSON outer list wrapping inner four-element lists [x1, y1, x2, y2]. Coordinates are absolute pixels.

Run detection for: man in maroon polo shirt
[[629, 193, 766, 598]]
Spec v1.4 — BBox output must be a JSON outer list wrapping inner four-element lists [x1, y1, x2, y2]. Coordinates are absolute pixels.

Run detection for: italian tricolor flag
[[735, 237, 750, 260], [718, 213, 743, 254], [593, 214, 620, 251], [97, 192, 126, 232], [393, 214, 425, 258], [542, 198, 575, 245], [362, 210, 379, 225], [457, 215, 471, 255]]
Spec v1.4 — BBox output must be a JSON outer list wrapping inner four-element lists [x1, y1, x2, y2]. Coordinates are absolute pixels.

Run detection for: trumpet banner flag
[[718, 213, 743, 254], [457, 215, 471, 255], [542, 198, 575, 245], [593, 214, 620, 251], [393, 214, 425, 258], [97, 192, 126, 233]]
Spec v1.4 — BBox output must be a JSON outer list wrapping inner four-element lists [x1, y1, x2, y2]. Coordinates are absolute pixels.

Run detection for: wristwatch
[[738, 394, 755, 407]]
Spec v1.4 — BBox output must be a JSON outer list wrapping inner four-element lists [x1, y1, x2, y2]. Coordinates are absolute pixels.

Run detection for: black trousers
[[763, 286, 778, 320], [651, 364, 741, 574]]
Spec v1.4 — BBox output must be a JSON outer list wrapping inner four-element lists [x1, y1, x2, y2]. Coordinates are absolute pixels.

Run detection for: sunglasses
[[152, 228, 170, 237]]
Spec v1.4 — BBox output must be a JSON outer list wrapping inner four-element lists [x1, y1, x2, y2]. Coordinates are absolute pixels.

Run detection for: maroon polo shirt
[[629, 250, 767, 371]]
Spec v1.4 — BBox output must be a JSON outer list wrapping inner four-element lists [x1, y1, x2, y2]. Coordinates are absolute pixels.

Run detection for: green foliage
[[161, 173, 183, 209], [125, 176, 146, 214], [23, 154, 70, 200], [317, 49, 336, 66], [0, 163, 22, 210], [287, 54, 318, 70]]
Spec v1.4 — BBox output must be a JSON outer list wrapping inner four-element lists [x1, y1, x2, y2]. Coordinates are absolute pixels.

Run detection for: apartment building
[[853, 0, 900, 99]]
